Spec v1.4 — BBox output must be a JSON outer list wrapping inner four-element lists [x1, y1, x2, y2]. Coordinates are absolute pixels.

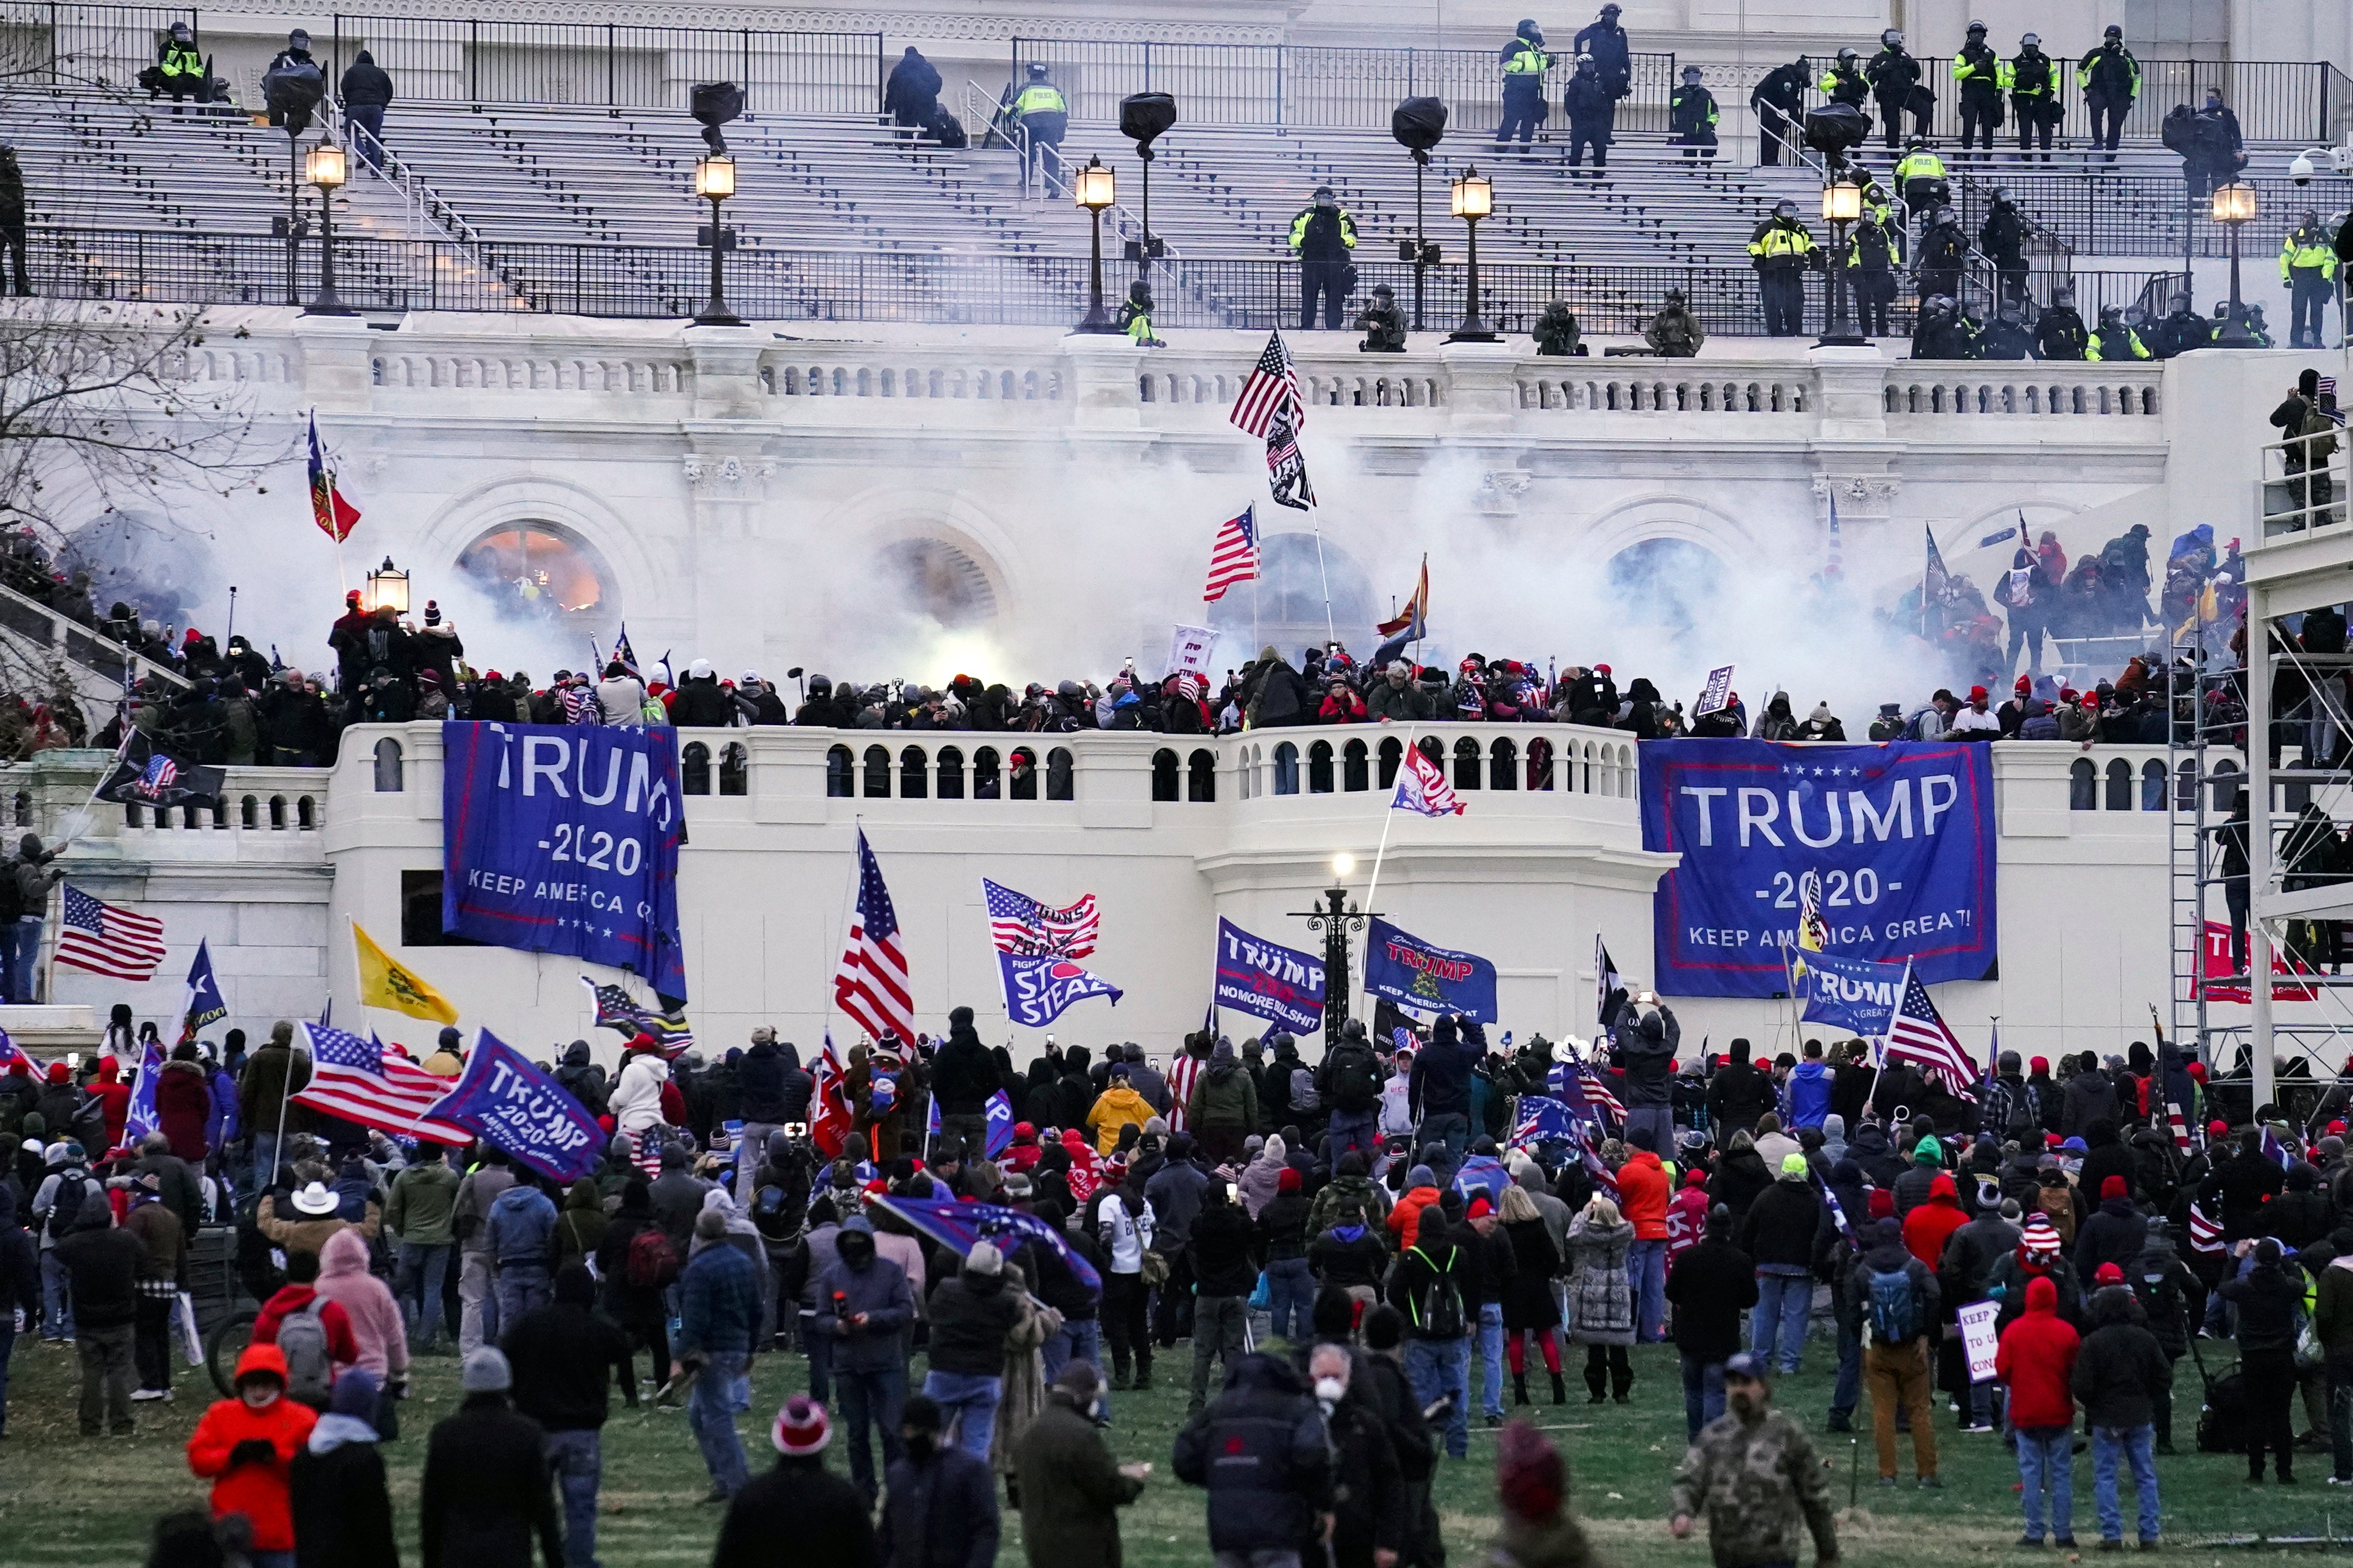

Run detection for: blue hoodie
[[483, 1180, 559, 1267], [1784, 1059, 1834, 1130]]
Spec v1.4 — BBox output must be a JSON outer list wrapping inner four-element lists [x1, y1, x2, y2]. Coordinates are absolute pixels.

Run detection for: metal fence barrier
[[1, 2, 193, 92], [1795, 55, 2350, 147], [1957, 173, 2350, 257]]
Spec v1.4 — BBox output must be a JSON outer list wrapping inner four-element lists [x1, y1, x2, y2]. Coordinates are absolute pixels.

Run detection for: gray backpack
[[277, 1299, 333, 1405]]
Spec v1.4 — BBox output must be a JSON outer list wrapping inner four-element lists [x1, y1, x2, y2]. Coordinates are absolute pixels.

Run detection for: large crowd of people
[[3, 988, 2351, 1564]]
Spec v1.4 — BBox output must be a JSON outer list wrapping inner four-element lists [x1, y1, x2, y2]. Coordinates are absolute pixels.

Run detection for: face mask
[[1727, 1388, 1761, 1420], [906, 1431, 936, 1458], [1315, 1377, 1347, 1404]]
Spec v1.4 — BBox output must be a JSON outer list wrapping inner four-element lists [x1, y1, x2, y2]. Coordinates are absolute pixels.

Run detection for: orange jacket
[[1389, 1184, 1442, 1244], [1615, 1150, 1671, 1239], [185, 1345, 319, 1552]]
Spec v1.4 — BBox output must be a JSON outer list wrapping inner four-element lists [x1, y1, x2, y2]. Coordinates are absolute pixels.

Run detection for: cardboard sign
[[1958, 1298, 2001, 1384]]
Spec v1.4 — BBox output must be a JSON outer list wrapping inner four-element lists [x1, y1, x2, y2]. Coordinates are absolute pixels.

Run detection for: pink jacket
[[875, 1230, 928, 1316], [315, 1227, 410, 1383]]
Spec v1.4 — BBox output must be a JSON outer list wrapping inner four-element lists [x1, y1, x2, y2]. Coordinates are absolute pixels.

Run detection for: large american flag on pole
[[835, 828, 916, 1046], [55, 884, 167, 982], [983, 877, 1101, 959], [1228, 330, 1304, 437], [291, 1022, 475, 1144], [1203, 505, 1260, 603], [1885, 960, 1977, 1098]]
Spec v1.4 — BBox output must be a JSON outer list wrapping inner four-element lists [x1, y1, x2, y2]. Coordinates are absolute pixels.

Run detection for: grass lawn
[[0, 1332, 2346, 1566]]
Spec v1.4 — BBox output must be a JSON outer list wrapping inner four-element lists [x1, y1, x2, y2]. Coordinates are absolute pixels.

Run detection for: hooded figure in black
[[885, 47, 944, 129]]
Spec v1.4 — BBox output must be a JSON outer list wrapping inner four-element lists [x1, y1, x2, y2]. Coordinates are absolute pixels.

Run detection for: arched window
[[1453, 736, 1481, 790], [862, 745, 892, 798], [2069, 758, 2096, 810], [2103, 757, 2133, 811], [1308, 740, 1335, 795], [1187, 748, 1217, 802], [1343, 739, 1369, 792], [975, 747, 1003, 799], [2209, 758, 2240, 812], [900, 746, 929, 799], [681, 741, 712, 795], [2175, 758, 2197, 812], [1273, 742, 1300, 796], [1378, 736, 1404, 789], [1238, 746, 1254, 800], [1152, 748, 1180, 802], [240, 794, 258, 829], [372, 736, 404, 792], [1489, 738, 1518, 792], [719, 744, 748, 796], [296, 796, 315, 829], [10, 791, 26, 826], [1011, 747, 1038, 801], [455, 519, 617, 632], [2140, 758, 2167, 811], [1046, 747, 1074, 801], [826, 745, 854, 798], [269, 795, 287, 829], [937, 746, 967, 800], [1527, 736, 1555, 791]]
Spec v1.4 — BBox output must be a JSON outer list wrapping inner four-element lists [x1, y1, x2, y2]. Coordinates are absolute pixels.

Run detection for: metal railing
[[1959, 173, 2352, 257], [1009, 38, 1678, 135], [321, 14, 882, 114], [0, 2, 191, 91], [1795, 57, 2351, 147]]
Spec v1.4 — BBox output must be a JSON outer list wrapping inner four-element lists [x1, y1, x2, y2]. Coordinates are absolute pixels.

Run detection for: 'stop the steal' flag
[[1638, 739, 1997, 998], [422, 1028, 603, 1184], [998, 953, 1124, 1029], [440, 722, 688, 999], [1392, 742, 1465, 817], [1362, 917, 1499, 1023], [1211, 917, 1327, 1038]]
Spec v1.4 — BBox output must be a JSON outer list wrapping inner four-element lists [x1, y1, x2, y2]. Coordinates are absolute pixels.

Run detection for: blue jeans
[[495, 1264, 551, 1330], [1751, 1270, 1811, 1373], [688, 1350, 751, 1496], [1327, 1111, 1380, 1163], [838, 1365, 906, 1501], [1266, 1257, 1316, 1343], [1043, 1320, 1106, 1419], [544, 1427, 601, 1567], [1627, 1239, 1668, 1342], [1404, 1335, 1471, 1458], [1680, 1353, 1725, 1441], [1477, 1303, 1506, 1417], [2091, 1423, 2159, 1544], [345, 103, 385, 169], [40, 1251, 72, 1340], [2016, 1425, 2074, 1542], [1831, 1316, 1860, 1421], [4, 917, 40, 1003], [922, 1369, 1004, 1459], [397, 1242, 453, 1345], [1420, 1113, 1470, 1161], [248, 1554, 296, 1568]]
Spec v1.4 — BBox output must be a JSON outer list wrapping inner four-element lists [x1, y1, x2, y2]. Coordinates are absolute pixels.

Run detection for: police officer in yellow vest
[[2282, 209, 2339, 349], [1953, 21, 2002, 158], [1819, 48, 1870, 109], [155, 21, 206, 109], [2087, 304, 2151, 361], [1495, 20, 1551, 155], [2008, 33, 2063, 161], [2078, 25, 2139, 160], [1747, 198, 1819, 337], [1008, 63, 1068, 189], [1290, 185, 1359, 330], [1116, 280, 1166, 347]]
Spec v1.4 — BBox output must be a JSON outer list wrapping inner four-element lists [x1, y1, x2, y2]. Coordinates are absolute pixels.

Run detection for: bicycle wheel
[[205, 1309, 258, 1398]]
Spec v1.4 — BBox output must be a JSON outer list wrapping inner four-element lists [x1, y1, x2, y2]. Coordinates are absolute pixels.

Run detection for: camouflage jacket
[[1670, 1407, 1837, 1568]]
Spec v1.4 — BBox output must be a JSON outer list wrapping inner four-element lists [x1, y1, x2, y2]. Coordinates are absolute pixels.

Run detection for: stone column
[[680, 324, 777, 674]]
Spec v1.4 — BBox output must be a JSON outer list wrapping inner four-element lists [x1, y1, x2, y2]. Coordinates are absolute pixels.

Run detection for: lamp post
[[692, 154, 742, 327], [1447, 165, 1497, 343], [365, 555, 409, 615], [301, 140, 356, 316], [1072, 154, 1120, 334], [1816, 175, 1866, 347], [2211, 179, 2257, 346], [1291, 853, 1375, 1050]]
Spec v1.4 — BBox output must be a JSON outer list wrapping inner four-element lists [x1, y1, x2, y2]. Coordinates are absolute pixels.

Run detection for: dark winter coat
[[1666, 1235, 1757, 1361], [2205, 1148, 2287, 1240], [1705, 1061, 1777, 1135], [714, 1456, 877, 1568], [2219, 1259, 2304, 1358], [339, 53, 393, 108], [1736, 1176, 1821, 1270], [2073, 1198, 2149, 1290], [418, 1392, 562, 1568], [291, 1428, 399, 1568], [2061, 1070, 2119, 1136], [1170, 1354, 1331, 1553], [2070, 1294, 2173, 1428], [503, 1295, 631, 1432], [877, 1443, 999, 1568], [1014, 1394, 1144, 1568], [931, 1026, 999, 1117], [927, 1265, 1024, 1375], [1188, 1197, 1259, 1298], [1611, 1007, 1678, 1107], [1707, 1145, 1772, 1223], [1499, 1217, 1560, 1330]]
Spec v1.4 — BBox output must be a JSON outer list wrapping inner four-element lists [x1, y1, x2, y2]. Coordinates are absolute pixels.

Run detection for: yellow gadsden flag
[[353, 922, 460, 1026]]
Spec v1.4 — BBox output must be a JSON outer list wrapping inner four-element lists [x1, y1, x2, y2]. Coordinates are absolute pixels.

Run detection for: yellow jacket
[[2283, 226, 2339, 280], [1086, 1084, 1157, 1153]]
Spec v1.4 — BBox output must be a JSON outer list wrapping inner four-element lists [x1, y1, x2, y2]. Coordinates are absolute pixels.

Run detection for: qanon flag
[[998, 953, 1124, 1029], [422, 1029, 602, 1183], [1362, 917, 1499, 1023], [1211, 918, 1326, 1037]]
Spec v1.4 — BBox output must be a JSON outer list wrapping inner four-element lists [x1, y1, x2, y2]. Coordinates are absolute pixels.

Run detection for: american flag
[[0, 1030, 24, 1075], [982, 877, 1100, 959], [1511, 1096, 1579, 1148], [1265, 402, 1316, 511], [1166, 1050, 1204, 1132], [1203, 505, 1260, 603], [291, 1022, 475, 1145], [2187, 1200, 2223, 1255], [2167, 1100, 2195, 1153], [1884, 961, 1977, 1098], [135, 754, 179, 799], [55, 884, 167, 982], [580, 977, 694, 1053], [835, 828, 916, 1047], [1579, 1061, 1626, 1123], [1391, 742, 1465, 817], [561, 684, 599, 725], [1228, 330, 1304, 437]]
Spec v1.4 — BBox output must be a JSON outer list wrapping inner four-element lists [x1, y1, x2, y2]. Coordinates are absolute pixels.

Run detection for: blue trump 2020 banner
[[441, 723, 687, 999], [423, 1028, 603, 1183], [1213, 918, 1327, 1037], [1798, 949, 1909, 1038], [1363, 917, 1499, 1023], [1639, 739, 1997, 998]]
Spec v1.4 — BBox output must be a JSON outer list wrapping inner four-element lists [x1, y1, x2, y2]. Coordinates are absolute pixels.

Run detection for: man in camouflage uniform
[[1669, 1353, 1840, 1567]]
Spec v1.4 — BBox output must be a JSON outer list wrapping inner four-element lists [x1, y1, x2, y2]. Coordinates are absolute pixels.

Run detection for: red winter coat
[[89, 1060, 132, 1151], [1995, 1275, 2081, 1429], [1902, 1173, 1969, 1274], [1616, 1150, 1670, 1240], [186, 1344, 319, 1551], [155, 1059, 214, 1160], [1664, 1179, 1711, 1266]]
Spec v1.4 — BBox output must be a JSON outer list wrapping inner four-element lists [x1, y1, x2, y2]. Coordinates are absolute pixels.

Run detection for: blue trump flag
[[1798, 949, 1909, 1039], [998, 953, 1123, 1029], [422, 1028, 602, 1184], [1362, 917, 1499, 1023], [1510, 1096, 1580, 1147], [182, 939, 228, 1036], [1454, 1153, 1511, 1202], [984, 1089, 1015, 1159], [1638, 739, 1998, 998], [441, 722, 687, 999], [123, 1039, 164, 1142], [1212, 917, 1326, 1037], [868, 1194, 1101, 1294]]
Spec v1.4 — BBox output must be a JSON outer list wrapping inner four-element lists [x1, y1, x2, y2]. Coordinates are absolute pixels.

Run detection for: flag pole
[[1310, 520, 1337, 651], [1356, 798, 1398, 1020]]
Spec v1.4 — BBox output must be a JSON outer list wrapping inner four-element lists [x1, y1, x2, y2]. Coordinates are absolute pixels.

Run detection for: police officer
[[1288, 185, 1358, 331], [1911, 295, 1977, 360], [1747, 198, 1818, 336], [1978, 189, 2027, 308], [1914, 205, 1965, 303], [0, 143, 26, 298], [2035, 286, 2090, 359], [1866, 28, 1928, 151], [1643, 288, 1705, 356], [2282, 209, 2339, 348], [2184, 86, 2245, 200], [1819, 48, 1870, 110], [1981, 304, 2036, 359], [1116, 281, 1165, 348], [1495, 20, 1551, 155], [1749, 55, 1809, 166], [1839, 200, 1901, 337], [2145, 291, 2212, 358], [155, 21, 204, 110], [1008, 63, 1068, 190], [1893, 138, 1946, 224], [1670, 64, 1717, 163], [1953, 21, 2002, 159], [265, 28, 320, 133], [1562, 53, 1614, 176], [2088, 304, 2151, 361], [1572, 4, 1633, 108], [2009, 33, 2062, 161], [2078, 25, 2139, 161], [1356, 284, 1406, 352]]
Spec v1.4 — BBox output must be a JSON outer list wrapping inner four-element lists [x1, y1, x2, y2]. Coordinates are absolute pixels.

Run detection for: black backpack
[[2198, 1364, 2247, 1453], [1328, 1046, 1380, 1114], [2160, 103, 2196, 155], [1410, 1246, 1467, 1338], [44, 1169, 88, 1242], [925, 108, 968, 149]]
